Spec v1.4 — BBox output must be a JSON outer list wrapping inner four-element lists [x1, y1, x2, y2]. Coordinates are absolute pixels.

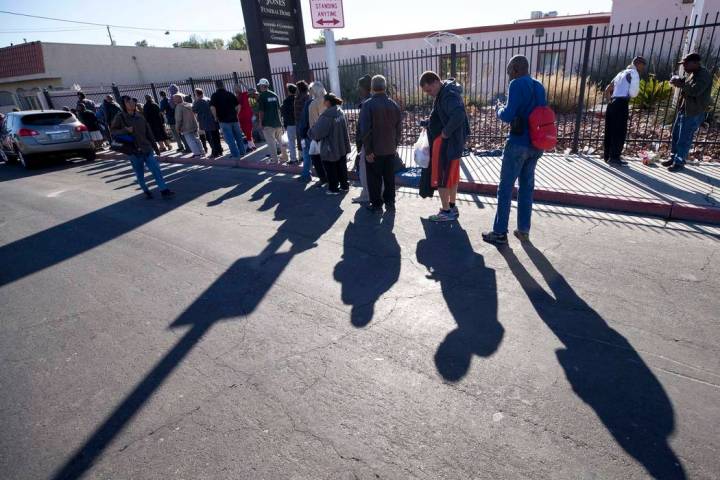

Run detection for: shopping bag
[[309, 139, 321, 155], [413, 130, 430, 168], [281, 132, 289, 146]]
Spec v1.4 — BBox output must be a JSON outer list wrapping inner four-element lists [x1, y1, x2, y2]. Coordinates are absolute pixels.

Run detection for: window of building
[[538, 50, 566, 74], [439, 53, 471, 88]]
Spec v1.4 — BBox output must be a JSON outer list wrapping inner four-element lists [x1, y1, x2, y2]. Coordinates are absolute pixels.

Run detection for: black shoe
[[160, 189, 175, 198], [482, 231, 508, 245], [365, 205, 383, 213], [176, 148, 184, 153], [608, 158, 628, 166], [143, 189, 153, 199], [385, 203, 396, 212], [340, 184, 350, 192], [668, 163, 684, 172], [661, 159, 675, 167]]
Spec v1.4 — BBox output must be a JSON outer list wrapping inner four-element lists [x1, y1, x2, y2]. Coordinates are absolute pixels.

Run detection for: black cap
[[358, 74, 371, 90], [632, 56, 647, 65], [679, 52, 701, 64]]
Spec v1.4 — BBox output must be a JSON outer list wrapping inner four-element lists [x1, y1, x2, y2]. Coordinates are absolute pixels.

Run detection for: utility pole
[[106, 25, 114, 46]]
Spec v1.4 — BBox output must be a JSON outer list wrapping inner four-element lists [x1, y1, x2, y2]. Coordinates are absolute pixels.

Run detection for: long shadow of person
[[499, 243, 686, 480], [334, 209, 401, 327], [416, 219, 502, 382], [49, 176, 345, 480]]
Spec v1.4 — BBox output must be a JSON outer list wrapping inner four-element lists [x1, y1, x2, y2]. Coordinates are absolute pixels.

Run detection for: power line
[[0, 10, 243, 33]]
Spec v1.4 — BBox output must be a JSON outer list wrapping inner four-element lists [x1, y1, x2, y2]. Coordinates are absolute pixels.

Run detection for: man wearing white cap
[[257, 78, 287, 164]]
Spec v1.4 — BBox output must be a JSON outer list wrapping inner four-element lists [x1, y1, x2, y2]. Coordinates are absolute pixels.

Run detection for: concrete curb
[[156, 155, 720, 225]]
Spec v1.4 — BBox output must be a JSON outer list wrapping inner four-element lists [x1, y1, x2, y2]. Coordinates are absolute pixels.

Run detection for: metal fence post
[[188, 77, 195, 93], [450, 44, 457, 79], [150, 82, 159, 103], [42, 89, 54, 109], [112, 83, 122, 102], [232, 71, 239, 87], [361, 55, 368, 74], [572, 25, 593, 153]]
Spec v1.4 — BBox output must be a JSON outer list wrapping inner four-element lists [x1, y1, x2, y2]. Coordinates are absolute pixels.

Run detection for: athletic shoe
[[513, 230, 530, 242], [482, 231, 508, 245], [429, 210, 455, 222], [660, 159, 675, 167], [451, 205, 459, 217], [352, 196, 369, 204], [160, 189, 175, 199], [668, 163, 685, 172], [143, 189, 153, 200]]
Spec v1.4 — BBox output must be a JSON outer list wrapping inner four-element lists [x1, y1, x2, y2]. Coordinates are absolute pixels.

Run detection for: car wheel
[[16, 148, 35, 169], [84, 150, 96, 162]]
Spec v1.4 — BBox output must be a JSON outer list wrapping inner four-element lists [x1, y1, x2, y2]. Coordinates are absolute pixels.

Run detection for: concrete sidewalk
[[106, 144, 720, 224]]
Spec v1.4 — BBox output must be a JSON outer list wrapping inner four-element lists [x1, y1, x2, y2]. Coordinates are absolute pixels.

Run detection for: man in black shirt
[[281, 83, 298, 164], [210, 80, 246, 158]]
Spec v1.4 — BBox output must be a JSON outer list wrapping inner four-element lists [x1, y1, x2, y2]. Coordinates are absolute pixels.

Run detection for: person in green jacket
[[663, 53, 713, 172]]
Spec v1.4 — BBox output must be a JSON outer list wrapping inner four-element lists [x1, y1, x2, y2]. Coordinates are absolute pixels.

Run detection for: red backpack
[[527, 83, 557, 150]]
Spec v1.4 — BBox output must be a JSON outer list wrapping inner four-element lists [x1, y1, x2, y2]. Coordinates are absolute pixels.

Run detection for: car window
[[22, 112, 74, 126]]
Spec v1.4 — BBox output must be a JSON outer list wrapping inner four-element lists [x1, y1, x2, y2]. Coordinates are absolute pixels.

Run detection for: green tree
[[134, 39, 149, 47], [227, 31, 247, 50], [314, 32, 325, 44], [173, 35, 225, 49]]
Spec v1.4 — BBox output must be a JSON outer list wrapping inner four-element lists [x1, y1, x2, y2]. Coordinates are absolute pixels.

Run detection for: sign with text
[[262, 18, 298, 45], [257, 0, 298, 45], [309, 0, 345, 29]]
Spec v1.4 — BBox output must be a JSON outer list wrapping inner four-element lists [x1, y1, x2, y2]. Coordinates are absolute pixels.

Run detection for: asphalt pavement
[[1, 157, 719, 480]]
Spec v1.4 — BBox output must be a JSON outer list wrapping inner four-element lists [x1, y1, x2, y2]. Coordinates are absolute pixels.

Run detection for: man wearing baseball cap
[[663, 53, 712, 172], [257, 78, 287, 164], [603, 56, 646, 166]]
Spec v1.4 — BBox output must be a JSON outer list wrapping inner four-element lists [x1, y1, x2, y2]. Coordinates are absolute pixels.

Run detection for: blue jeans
[[219, 121, 247, 158], [301, 138, 312, 178], [671, 112, 704, 165], [129, 151, 167, 191], [493, 142, 543, 235]]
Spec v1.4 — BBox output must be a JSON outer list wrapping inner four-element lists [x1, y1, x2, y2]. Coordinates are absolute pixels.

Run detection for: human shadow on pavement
[[416, 220, 502, 382], [499, 243, 686, 480], [0, 164, 270, 288], [334, 209, 401, 327], [50, 176, 344, 480]]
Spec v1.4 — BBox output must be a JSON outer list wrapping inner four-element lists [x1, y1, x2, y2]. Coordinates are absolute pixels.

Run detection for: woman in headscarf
[[309, 93, 351, 195], [307, 81, 328, 186], [143, 94, 171, 152]]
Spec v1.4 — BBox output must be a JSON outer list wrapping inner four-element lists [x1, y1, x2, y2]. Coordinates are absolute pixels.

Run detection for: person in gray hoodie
[[309, 93, 351, 195], [419, 71, 469, 222]]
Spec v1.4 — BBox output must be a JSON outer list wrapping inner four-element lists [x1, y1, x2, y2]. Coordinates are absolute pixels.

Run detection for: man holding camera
[[663, 53, 712, 172]]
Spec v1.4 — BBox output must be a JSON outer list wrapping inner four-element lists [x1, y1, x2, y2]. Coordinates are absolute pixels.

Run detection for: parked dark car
[[0, 110, 96, 168]]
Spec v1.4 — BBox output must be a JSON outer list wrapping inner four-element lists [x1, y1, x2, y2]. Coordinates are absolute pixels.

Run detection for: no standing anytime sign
[[309, 0, 345, 29]]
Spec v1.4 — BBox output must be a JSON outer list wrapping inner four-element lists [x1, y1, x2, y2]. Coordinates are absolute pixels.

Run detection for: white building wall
[[269, 22, 610, 70], [610, 0, 720, 27], [41, 43, 252, 88]]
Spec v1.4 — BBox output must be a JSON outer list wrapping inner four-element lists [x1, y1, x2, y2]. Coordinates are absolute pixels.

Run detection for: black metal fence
[[44, 12, 720, 157]]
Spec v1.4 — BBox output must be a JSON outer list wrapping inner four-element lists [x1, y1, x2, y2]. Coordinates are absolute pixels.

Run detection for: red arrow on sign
[[316, 18, 340, 25]]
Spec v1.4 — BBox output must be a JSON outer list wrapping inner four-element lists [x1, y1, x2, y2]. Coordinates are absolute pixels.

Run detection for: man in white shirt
[[603, 56, 647, 166]]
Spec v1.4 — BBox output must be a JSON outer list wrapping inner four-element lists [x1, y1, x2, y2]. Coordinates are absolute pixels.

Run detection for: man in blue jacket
[[482, 55, 546, 245]]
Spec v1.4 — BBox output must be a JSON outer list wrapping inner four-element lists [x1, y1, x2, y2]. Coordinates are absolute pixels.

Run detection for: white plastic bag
[[413, 130, 430, 168], [309, 139, 321, 155], [281, 132, 289, 146]]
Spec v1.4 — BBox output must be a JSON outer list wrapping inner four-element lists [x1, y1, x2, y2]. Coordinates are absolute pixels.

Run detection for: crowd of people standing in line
[[62, 50, 712, 243]]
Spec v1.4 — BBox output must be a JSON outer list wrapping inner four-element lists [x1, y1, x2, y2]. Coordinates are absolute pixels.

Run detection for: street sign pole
[[309, 0, 345, 95], [325, 29, 341, 95]]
